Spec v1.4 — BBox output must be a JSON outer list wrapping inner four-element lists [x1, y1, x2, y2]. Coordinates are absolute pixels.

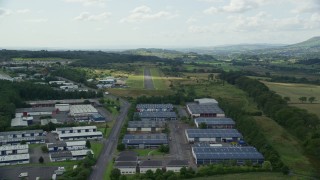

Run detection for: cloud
[[188, 25, 212, 33], [204, 0, 266, 14], [120, 5, 177, 23], [16, 9, 31, 14], [74, 12, 111, 21], [186, 17, 197, 24], [291, 0, 320, 14], [0, 8, 12, 17], [64, 0, 106, 6], [25, 18, 48, 23]]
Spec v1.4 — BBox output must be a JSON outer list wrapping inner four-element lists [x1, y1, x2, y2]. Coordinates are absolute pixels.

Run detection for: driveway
[[144, 68, 154, 90]]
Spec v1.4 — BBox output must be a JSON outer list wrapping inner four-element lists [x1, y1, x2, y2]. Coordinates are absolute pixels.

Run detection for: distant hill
[[287, 36, 320, 48]]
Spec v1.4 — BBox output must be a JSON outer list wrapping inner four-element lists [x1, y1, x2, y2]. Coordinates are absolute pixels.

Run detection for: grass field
[[191, 172, 291, 180], [254, 116, 317, 177], [12, 57, 71, 61], [91, 142, 103, 159], [108, 89, 173, 98], [126, 67, 144, 89], [133, 149, 166, 156], [150, 68, 169, 90], [103, 160, 114, 180], [261, 81, 320, 117]]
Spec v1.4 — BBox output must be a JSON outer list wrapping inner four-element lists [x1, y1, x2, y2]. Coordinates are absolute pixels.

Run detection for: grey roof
[[167, 160, 188, 167], [136, 112, 177, 118], [128, 121, 165, 128], [136, 104, 173, 109], [140, 160, 162, 167], [0, 129, 43, 136], [195, 118, 235, 125], [186, 129, 242, 138], [122, 134, 168, 145], [193, 146, 264, 160], [50, 151, 72, 159], [187, 103, 224, 114], [115, 162, 137, 168], [47, 142, 67, 148], [0, 136, 45, 143], [16, 107, 54, 113]]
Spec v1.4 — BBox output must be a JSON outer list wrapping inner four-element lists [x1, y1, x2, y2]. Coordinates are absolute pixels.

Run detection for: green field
[[191, 172, 292, 180], [150, 68, 168, 90], [104, 160, 114, 180], [262, 81, 320, 117], [12, 57, 71, 61], [91, 142, 103, 159], [255, 116, 317, 177], [126, 67, 144, 89]]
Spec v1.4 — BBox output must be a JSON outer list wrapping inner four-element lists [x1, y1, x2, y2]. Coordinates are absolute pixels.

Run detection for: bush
[[117, 143, 125, 151], [41, 146, 49, 153]]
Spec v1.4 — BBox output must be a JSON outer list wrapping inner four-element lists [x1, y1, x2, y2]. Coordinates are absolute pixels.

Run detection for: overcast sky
[[0, 0, 319, 49]]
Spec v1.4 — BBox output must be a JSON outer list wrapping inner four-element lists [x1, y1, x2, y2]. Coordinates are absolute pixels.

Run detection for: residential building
[[139, 160, 163, 173], [47, 141, 87, 152], [185, 129, 242, 143]]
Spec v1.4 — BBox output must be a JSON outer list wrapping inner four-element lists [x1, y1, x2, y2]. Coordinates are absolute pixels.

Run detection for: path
[[144, 68, 155, 90]]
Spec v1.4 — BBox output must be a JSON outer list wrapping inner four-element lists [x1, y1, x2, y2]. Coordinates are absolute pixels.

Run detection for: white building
[[139, 160, 162, 173], [55, 104, 70, 112], [0, 136, 46, 145], [127, 121, 165, 133], [185, 129, 242, 143], [0, 154, 30, 166], [55, 126, 98, 134], [58, 132, 103, 141], [166, 160, 188, 172], [194, 98, 218, 104], [47, 141, 87, 152], [69, 105, 98, 117], [49, 149, 93, 162], [115, 162, 137, 174], [0, 130, 44, 139], [0, 144, 28, 155]]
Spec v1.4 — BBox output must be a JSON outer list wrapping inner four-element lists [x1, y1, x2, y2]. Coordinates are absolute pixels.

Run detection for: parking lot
[[0, 166, 58, 180]]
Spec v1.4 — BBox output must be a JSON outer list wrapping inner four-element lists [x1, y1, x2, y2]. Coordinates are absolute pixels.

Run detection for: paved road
[[0, 166, 57, 180], [144, 68, 155, 90], [89, 98, 130, 180]]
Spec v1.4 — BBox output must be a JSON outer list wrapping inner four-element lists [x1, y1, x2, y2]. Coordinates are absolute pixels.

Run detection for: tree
[[117, 143, 125, 151], [283, 96, 290, 103], [308, 97, 316, 103], [199, 122, 207, 129], [39, 156, 44, 164], [86, 140, 91, 149], [262, 161, 272, 171], [144, 169, 154, 179], [159, 145, 169, 153], [41, 146, 49, 153], [299, 97, 307, 103], [110, 168, 121, 180]]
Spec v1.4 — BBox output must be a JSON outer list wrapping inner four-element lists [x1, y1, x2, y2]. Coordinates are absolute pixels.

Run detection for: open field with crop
[[261, 81, 320, 117], [255, 116, 317, 177]]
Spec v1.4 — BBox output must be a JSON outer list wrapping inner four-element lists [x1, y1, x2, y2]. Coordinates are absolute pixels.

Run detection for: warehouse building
[[166, 160, 189, 172], [136, 104, 174, 112], [69, 105, 98, 117], [122, 134, 168, 149], [194, 98, 218, 104], [139, 160, 163, 173], [0, 130, 44, 139], [0, 144, 28, 155], [47, 141, 87, 152], [186, 103, 225, 118], [27, 99, 101, 108], [49, 149, 93, 162], [0, 136, 45, 145], [185, 129, 242, 143], [0, 154, 30, 166], [194, 118, 235, 129], [58, 132, 103, 141], [127, 121, 165, 133], [115, 151, 138, 174], [91, 113, 106, 122], [16, 107, 55, 116], [10, 117, 29, 127], [135, 112, 177, 121], [55, 126, 97, 134], [192, 145, 264, 165], [55, 104, 70, 112]]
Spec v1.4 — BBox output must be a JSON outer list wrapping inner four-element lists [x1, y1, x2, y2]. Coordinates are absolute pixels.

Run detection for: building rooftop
[[194, 98, 218, 104], [0, 129, 43, 137], [116, 155, 138, 162], [47, 142, 67, 148], [58, 131, 102, 138], [26, 99, 100, 106], [195, 118, 235, 125], [122, 134, 168, 145], [0, 144, 28, 151], [0, 154, 30, 162], [0, 136, 45, 143], [140, 160, 162, 167], [128, 121, 165, 128], [50, 151, 72, 159], [187, 103, 224, 114], [11, 118, 28, 127], [69, 105, 98, 116], [136, 112, 177, 118], [16, 107, 55, 113], [136, 104, 174, 110], [70, 149, 93, 156], [192, 146, 264, 160], [167, 160, 188, 167], [114, 162, 137, 168], [185, 129, 242, 138], [56, 126, 97, 132]]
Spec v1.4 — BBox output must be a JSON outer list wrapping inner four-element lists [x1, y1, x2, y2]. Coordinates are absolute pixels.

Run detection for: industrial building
[[26, 99, 101, 108], [122, 134, 168, 149], [49, 149, 93, 162], [0, 144, 30, 166], [91, 113, 106, 122], [136, 104, 174, 112], [58, 132, 103, 141], [16, 107, 55, 116], [11, 117, 29, 127], [194, 98, 218, 104], [127, 121, 165, 133], [115, 151, 138, 174], [54, 104, 70, 112], [194, 118, 235, 129], [0, 136, 46, 145], [166, 160, 189, 172], [69, 105, 98, 117], [135, 112, 177, 121], [139, 160, 163, 173], [192, 145, 264, 165], [185, 129, 242, 143], [186, 103, 225, 118], [55, 126, 98, 134], [0, 130, 44, 138], [47, 141, 87, 152]]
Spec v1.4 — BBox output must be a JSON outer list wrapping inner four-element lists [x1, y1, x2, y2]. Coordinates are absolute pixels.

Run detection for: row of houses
[[114, 151, 189, 174], [54, 126, 103, 141], [0, 144, 30, 166], [0, 130, 45, 145]]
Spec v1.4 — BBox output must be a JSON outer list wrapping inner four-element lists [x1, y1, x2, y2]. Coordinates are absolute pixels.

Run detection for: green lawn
[[150, 68, 168, 90], [255, 116, 317, 177], [261, 81, 320, 118], [133, 149, 166, 156], [191, 172, 291, 180], [103, 160, 114, 180], [126, 68, 144, 89], [91, 142, 103, 159]]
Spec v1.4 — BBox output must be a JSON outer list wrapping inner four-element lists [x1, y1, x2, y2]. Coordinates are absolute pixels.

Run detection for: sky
[[0, 0, 319, 49]]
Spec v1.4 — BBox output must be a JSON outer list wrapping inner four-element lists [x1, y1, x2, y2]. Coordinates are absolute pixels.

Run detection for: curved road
[[89, 97, 130, 180], [144, 68, 155, 90]]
